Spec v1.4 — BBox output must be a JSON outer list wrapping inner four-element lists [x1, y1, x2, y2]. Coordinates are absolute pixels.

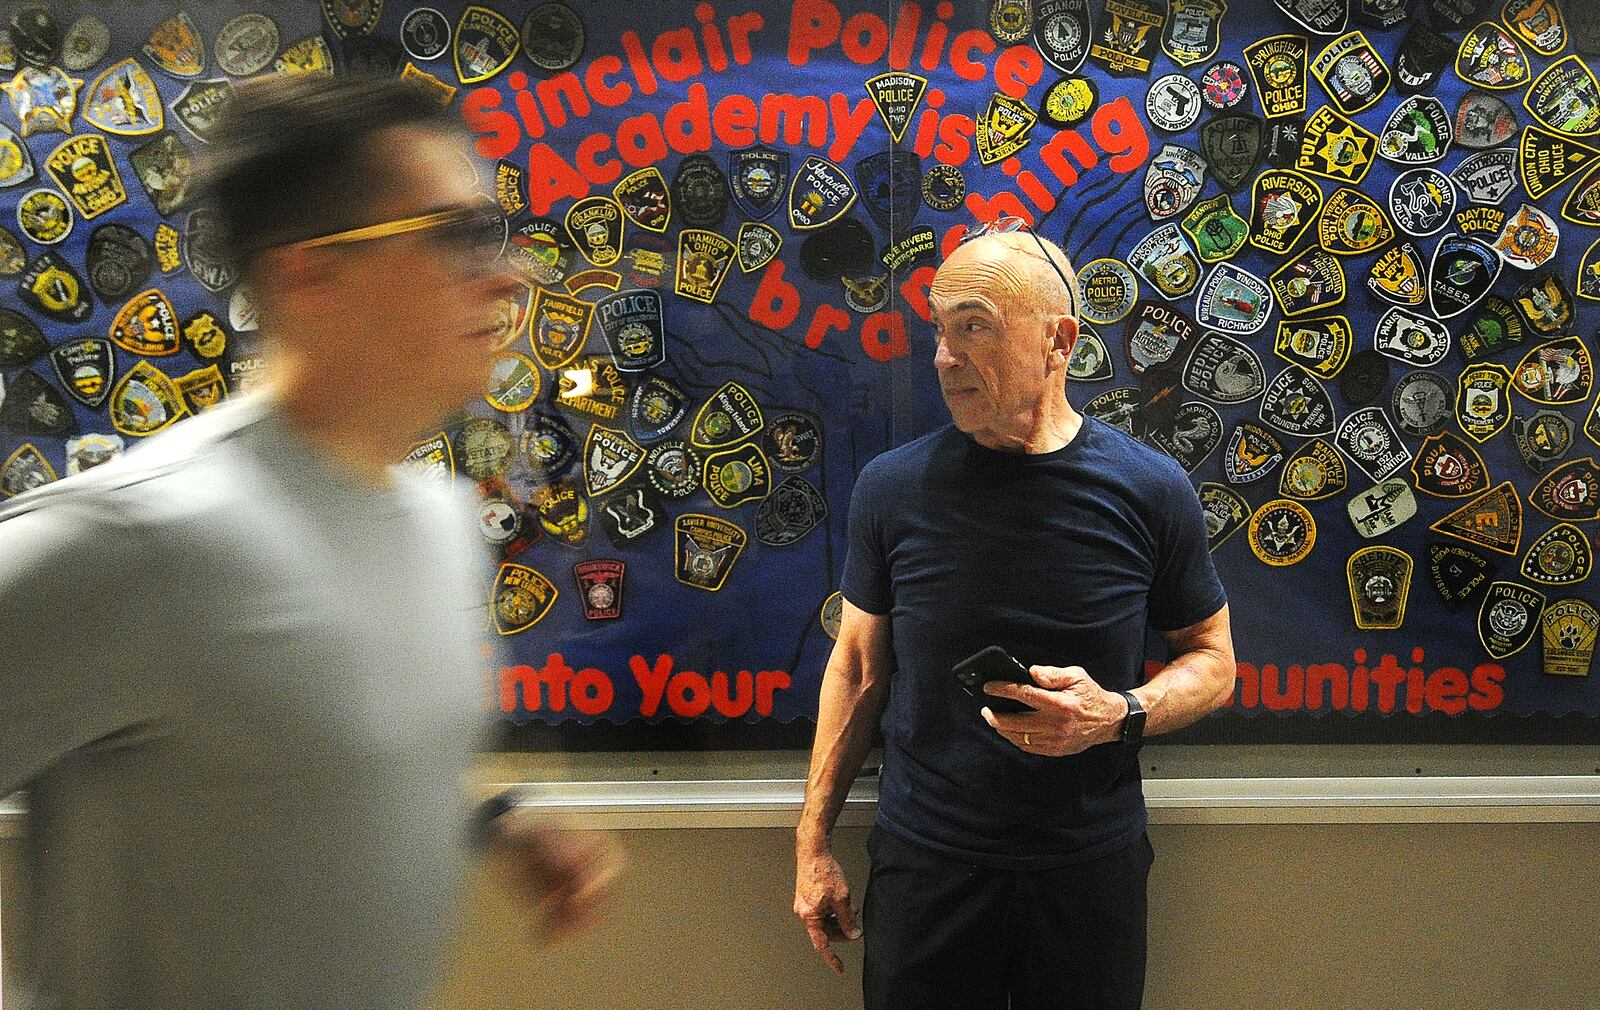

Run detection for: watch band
[[1118, 691, 1147, 744]]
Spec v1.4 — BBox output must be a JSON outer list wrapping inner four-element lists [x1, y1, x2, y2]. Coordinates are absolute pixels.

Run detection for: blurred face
[[928, 237, 1077, 442], [263, 123, 520, 424]]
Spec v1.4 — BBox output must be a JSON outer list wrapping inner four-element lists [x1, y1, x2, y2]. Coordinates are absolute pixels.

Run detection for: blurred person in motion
[[793, 225, 1235, 1010], [0, 75, 619, 1010]]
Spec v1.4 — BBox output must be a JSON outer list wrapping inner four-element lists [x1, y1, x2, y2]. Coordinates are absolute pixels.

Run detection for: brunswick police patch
[[573, 560, 624, 621]]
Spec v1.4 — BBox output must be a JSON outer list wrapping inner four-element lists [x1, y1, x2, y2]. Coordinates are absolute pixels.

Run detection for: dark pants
[[861, 826, 1153, 1010]]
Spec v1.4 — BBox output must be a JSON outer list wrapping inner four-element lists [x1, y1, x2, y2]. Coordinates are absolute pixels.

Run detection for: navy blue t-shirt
[[842, 418, 1227, 868]]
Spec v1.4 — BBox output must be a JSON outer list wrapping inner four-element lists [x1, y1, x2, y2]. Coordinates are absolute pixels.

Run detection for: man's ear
[[1048, 314, 1079, 368]]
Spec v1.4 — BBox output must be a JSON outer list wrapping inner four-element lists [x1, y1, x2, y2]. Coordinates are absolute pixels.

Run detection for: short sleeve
[[0, 499, 160, 797], [1145, 470, 1228, 633], [840, 464, 892, 616]]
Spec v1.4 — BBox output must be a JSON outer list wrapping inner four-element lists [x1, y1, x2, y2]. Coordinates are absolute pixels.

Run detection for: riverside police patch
[[730, 145, 787, 222], [1249, 168, 1322, 253]]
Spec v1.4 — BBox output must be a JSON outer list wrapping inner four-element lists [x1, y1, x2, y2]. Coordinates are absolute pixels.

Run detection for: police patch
[[45, 134, 124, 220], [1351, 486, 1419, 540], [1474, 291, 1530, 355], [1297, 106, 1377, 183], [1128, 223, 1202, 299], [1394, 21, 1457, 95], [573, 559, 624, 620], [17, 251, 89, 323], [1089, 0, 1164, 76], [1144, 144, 1207, 222], [1531, 457, 1600, 520], [216, 13, 280, 76], [1249, 168, 1322, 254], [483, 351, 541, 413], [0, 122, 33, 188], [1190, 328, 1260, 398], [1503, 0, 1566, 55], [108, 359, 183, 438], [83, 224, 152, 305], [1512, 337, 1592, 405], [1542, 597, 1600, 675], [0, 227, 20, 276], [675, 513, 747, 591], [1123, 301, 1197, 376], [1196, 262, 1272, 334], [144, 13, 204, 78], [1379, 96, 1452, 164], [507, 219, 574, 288], [645, 439, 702, 500], [789, 156, 854, 230], [1199, 481, 1250, 550], [1316, 186, 1392, 255], [1085, 386, 1143, 436], [1273, 314, 1351, 379], [1163, 0, 1225, 67], [1526, 56, 1600, 138], [1181, 193, 1248, 262], [564, 196, 624, 269], [1367, 242, 1427, 306], [674, 154, 730, 229], [1068, 324, 1116, 381], [1264, 118, 1308, 168], [184, 209, 234, 292], [728, 145, 787, 222], [1562, 170, 1600, 226], [1456, 21, 1531, 90], [595, 288, 664, 372], [554, 356, 627, 424], [1270, 247, 1346, 316], [1338, 349, 1390, 405], [492, 563, 558, 635], [1275, 0, 1350, 35], [1248, 499, 1316, 566], [1457, 362, 1513, 441], [1035, 0, 1093, 73], [170, 79, 233, 144], [1201, 61, 1248, 110], [1428, 540, 1496, 608], [519, 411, 577, 478], [529, 287, 592, 371], [454, 5, 518, 84], [1, 66, 81, 138], [1348, 546, 1412, 628], [975, 93, 1038, 165], [1077, 258, 1140, 325], [129, 132, 193, 217], [1430, 234, 1501, 318], [1514, 409, 1574, 471], [457, 417, 515, 481], [763, 411, 822, 474], [1260, 364, 1336, 436], [675, 229, 735, 304], [594, 485, 657, 548], [520, 3, 585, 73], [1453, 91, 1518, 152], [1479, 581, 1545, 658], [1413, 430, 1491, 497], [0, 370, 74, 437], [922, 164, 965, 210], [692, 381, 763, 449], [61, 15, 110, 73], [1392, 369, 1453, 437], [1335, 406, 1411, 481], [1280, 437, 1348, 499], [0, 307, 43, 367], [607, 168, 671, 235], [1040, 76, 1099, 129], [1389, 167, 1456, 237], [1147, 401, 1223, 472], [1244, 34, 1309, 119], [1146, 74, 1204, 132], [340, 38, 406, 78], [174, 363, 227, 415], [1310, 30, 1390, 115], [0, 442, 54, 496], [1457, 205, 1508, 239], [853, 149, 921, 229], [881, 226, 936, 276], [756, 475, 828, 546], [1374, 307, 1449, 367], [865, 71, 926, 143], [582, 424, 645, 497], [83, 59, 162, 136], [1224, 421, 1285, 483], [529, 477, 590, 548], [1582, 237, 1600, 300], [1199, 112, 1263, 191], [277, 36, 335, 77], [1494, 203, 1560, 269]]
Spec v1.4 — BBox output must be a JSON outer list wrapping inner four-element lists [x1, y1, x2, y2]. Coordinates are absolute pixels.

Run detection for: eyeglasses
[[960, 216, 1079, 317], [289, 203, 508, 269]]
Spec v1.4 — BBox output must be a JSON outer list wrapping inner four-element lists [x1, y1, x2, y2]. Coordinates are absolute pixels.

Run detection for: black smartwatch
[[1118, 691, 1146, 744]]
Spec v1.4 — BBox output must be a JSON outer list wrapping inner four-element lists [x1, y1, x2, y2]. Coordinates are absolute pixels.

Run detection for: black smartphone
[[953, 646, 1036, 713]]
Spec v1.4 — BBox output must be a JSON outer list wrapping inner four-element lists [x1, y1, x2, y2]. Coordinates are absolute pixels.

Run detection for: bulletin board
[[1, 0, 1597, 750]]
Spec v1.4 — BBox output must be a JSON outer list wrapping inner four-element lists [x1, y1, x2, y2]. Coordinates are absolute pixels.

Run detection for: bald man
[[793, 228, 1235, 1010]]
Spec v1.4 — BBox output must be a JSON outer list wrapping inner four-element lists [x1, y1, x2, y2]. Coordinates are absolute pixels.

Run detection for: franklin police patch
[[564, 196, 624, 268], [573, 560, 624, 621]]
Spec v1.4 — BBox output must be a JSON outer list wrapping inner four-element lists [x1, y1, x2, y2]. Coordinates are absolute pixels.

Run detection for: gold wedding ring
[[1024, 732, 1032, 746]]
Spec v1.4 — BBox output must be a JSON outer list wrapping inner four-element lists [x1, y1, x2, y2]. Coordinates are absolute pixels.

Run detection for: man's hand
[[489, 810, 626, 943], [981, 664, 1127, 756], [793, 848, 863, 974]]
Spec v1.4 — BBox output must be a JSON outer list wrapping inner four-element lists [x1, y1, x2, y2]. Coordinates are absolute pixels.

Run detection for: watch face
[[1120, 691, 1147, 742]]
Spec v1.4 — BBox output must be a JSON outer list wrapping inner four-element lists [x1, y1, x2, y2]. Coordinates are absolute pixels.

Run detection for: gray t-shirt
[[0, 397, 492, 1009]]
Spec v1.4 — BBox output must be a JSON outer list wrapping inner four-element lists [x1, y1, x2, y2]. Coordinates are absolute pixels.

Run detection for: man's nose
[[933, 337, 960, 370]]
